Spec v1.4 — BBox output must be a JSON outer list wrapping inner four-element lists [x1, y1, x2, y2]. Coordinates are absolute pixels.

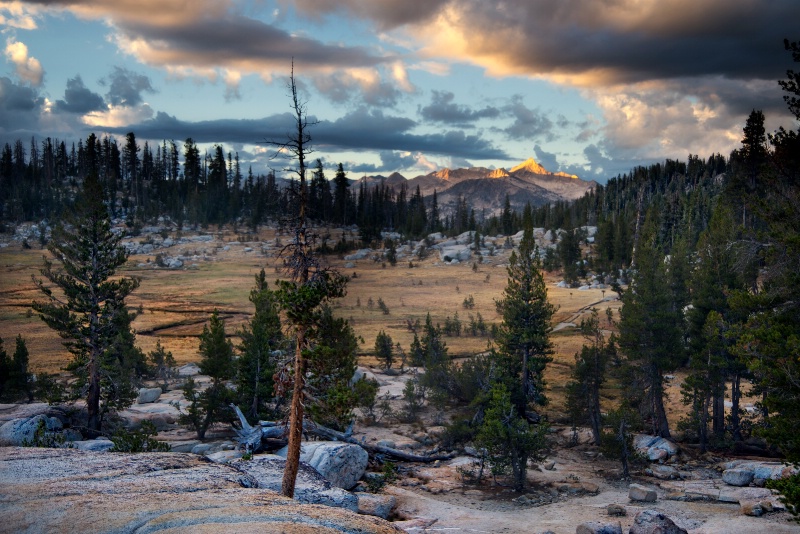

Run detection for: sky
[[0, 0, 798, 183]]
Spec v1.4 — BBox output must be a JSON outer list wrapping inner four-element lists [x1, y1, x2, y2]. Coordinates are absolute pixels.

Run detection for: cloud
[[102, 67, 155, 107], [311, 66, 409, 107], [533, 145, 558, 172], [4, 38, 43, 86], [288, 0, 450, 30], [83, 104, 155, 128], [306, 0, 798, 162], [498, 95, 554, 141], [0, 76, 44, 134], [23, 0, 394, 103], [585, 76, 788, 164], [109, 106, 508, 161], [0, 2, 39, 29], [54, 75, 105, 114], [349, 150, 420, 173], [394, 1, 799, 86], [418, 90, 499, 126]]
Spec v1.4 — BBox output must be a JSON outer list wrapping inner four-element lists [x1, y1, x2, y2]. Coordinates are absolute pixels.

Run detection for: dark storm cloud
[[22, 1, 390, 76], [418, 90, 500, 126], [54, 75, 105, 114], [300, 0, 798, 84], [133, 15, 383, 69], [288, 0, 451, 30], [101, 67, 155, 107], [114, 107, 508, 160], [316, 108, 508, 159], [0, 76, 44, 133]]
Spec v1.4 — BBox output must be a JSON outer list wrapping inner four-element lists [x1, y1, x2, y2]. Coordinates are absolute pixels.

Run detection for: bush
[[399, 375, 425, 423], [354, 376, 380, 421], [22, 418, 72, 448], [110, 420, 171, 452], [475, 383, 549, 492], [440, 418, 476, 449], [377, 298, 390, 315], [35, 372, 65, 404]]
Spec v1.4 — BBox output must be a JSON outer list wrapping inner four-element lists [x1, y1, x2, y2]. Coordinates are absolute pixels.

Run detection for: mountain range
[[357, 158, 596, 214]]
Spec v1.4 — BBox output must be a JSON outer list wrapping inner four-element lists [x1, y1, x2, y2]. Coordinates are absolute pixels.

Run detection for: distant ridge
[[357, 158, 595, 213]]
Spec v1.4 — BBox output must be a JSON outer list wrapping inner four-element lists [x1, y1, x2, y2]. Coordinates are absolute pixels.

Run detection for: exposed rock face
[[628, 509, 688, 534], [720, 460, 798, 484], [0, 414, 62, 446], [233, 455, 359, 512], [276, 441, 369, 490], [0, 447, 401, 534]]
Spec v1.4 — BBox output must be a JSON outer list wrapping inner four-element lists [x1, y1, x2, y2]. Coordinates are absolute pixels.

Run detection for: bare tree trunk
[[281, 327, 306, 497], [87, 351, 101, 436], [652, 376, 671, 438], [712, 391, 725, 438], [731, 373, 742, 442], [699, 392, 710, 454], [522, 349, 529, 403], [619, 419, 630, 478]]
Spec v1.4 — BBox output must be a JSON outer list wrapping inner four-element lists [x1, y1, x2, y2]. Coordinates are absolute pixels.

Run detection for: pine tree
[[565, 309, 615, 445], [617, 217, 684, 438], [495, 223, 556, 411], [32, 173, 140, 435], [375, 330, 394, 370], [270, 65, 348, 498], [148, 341, 176, 392], [685, 204, 745, 443], [180, 309, 235, 439], [475, 382, 548, 492], [333, 163, 350, 225], [305, 306, 359, 431], [236, 269, 283, 422]]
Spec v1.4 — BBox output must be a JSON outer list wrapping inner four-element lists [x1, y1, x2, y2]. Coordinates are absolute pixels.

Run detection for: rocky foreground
[[0, 446, 402, 534]]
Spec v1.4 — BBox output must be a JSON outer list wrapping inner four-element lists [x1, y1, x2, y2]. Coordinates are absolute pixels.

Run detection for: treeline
[[0, 132, 516, 241], [564, 41, 800, 514]]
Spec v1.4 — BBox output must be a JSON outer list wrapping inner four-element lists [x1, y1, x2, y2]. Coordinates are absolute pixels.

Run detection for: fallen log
[[230, 404, 454, 463]]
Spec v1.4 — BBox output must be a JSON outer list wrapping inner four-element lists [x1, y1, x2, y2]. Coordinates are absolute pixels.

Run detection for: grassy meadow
[[1, 226, 695, 423]]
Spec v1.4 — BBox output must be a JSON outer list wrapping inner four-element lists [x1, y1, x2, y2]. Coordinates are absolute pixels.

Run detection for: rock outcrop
[[233, 455, 360, 511], [0, 447, 401, 533], [276, 440, 369, 490]]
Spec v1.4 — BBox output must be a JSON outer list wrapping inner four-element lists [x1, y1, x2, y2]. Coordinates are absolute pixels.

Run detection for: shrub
[[110, 420, 171, 452], [353, 376, 380, 421]]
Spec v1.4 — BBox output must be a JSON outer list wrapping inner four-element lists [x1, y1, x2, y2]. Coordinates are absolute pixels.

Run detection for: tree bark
[[652, 376, 671, 438], [731, 373, 742, 442], [281, 326, 306, 498], [712, 391, 725, 438]]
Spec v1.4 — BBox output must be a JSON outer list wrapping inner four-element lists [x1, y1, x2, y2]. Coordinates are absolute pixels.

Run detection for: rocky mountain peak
[[510, 157, 549, 175], [432, 168, 451, 180]]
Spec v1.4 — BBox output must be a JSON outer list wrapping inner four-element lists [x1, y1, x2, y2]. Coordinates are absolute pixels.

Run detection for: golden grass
[[0, 227, 694, 424]]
